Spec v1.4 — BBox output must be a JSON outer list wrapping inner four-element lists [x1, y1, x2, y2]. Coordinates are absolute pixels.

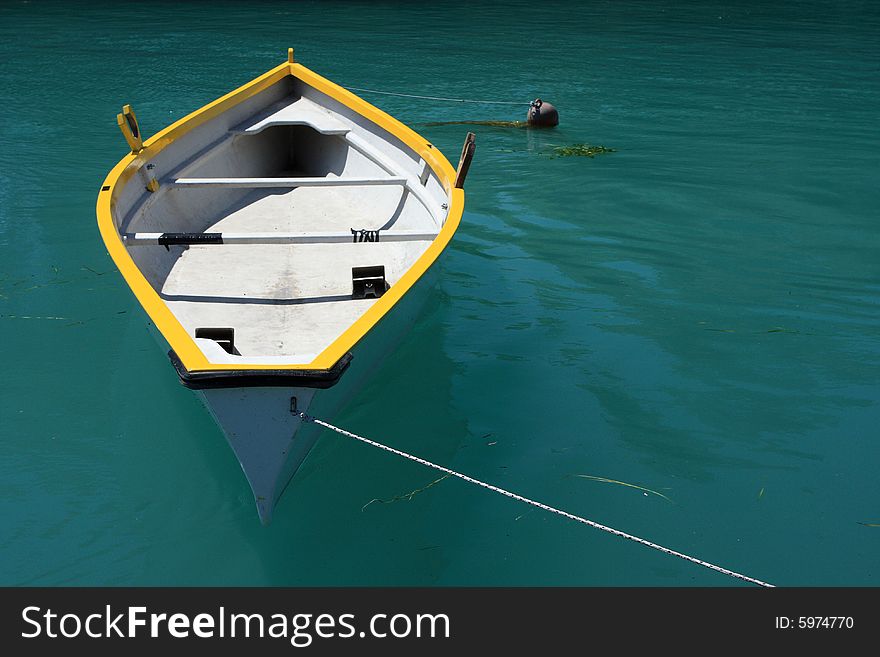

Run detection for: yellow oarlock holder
[[117, 104, 143, 153], [117, 104, 160, 192]]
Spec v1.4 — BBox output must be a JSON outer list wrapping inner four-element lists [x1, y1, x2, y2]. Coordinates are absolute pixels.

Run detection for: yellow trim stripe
[[96, 59, 463, 373]]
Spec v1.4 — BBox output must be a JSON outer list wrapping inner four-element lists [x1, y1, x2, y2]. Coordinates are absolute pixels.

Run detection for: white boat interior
[[115, 76, 451, 366]]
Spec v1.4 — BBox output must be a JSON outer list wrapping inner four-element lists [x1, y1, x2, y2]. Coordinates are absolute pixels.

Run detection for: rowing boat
[[96, 50, 470, 523]]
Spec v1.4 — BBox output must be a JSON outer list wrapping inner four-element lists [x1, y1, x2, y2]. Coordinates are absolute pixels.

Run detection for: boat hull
[[97, 56, 463, 524], [193, 265, 438, 523]]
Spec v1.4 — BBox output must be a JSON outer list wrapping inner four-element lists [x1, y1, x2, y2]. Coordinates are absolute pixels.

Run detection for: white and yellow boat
[[97, 50, 470, 523]]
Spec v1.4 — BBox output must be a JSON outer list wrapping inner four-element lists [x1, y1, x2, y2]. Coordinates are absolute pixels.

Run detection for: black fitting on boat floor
[[352, 265, 388, 299]]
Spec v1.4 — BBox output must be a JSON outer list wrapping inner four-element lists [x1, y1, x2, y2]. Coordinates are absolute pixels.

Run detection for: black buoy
[[527, 98, 558, 127]]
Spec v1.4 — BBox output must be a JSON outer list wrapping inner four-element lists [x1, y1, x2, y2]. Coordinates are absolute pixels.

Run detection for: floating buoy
[[527, 98, 559, 127]]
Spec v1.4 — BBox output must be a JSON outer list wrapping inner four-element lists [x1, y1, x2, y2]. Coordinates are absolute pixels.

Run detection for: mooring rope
[[345, 86, 529, 106], [298, 412, 774, 588]]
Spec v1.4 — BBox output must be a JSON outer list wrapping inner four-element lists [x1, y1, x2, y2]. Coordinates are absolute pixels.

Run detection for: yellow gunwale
[[96, 58, 463, 373]]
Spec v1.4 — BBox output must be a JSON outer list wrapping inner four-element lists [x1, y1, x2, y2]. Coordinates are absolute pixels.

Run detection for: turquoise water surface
[[1, 0, 878, 586]]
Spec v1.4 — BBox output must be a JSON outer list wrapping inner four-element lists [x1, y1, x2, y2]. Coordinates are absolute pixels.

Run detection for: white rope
[[299, 411, 775, 588], [345, 86, 529, 106]]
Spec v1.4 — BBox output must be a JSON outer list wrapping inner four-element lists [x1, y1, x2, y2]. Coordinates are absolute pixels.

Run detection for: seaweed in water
[[575, 474, 673, 503], [551, 144, 616, 158], [361, 474, 450, 511]]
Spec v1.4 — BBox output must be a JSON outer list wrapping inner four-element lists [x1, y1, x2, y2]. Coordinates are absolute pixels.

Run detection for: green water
[[1, 0, 878, 586]]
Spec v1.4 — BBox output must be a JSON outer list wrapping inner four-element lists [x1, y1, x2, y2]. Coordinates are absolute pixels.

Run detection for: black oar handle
[[158, 233, 224, 250]]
